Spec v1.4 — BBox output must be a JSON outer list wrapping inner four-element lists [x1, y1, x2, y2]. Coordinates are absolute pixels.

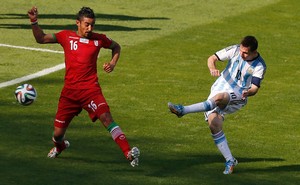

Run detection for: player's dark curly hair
[[241, 36, 258, 52], [77, 7, 95, 21]]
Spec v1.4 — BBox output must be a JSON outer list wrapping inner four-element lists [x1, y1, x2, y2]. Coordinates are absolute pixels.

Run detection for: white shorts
[[204, 90, 247, 121]]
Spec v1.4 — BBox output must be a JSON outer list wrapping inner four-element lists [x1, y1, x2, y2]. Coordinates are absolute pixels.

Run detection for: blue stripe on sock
[[204, 101, 211, 111], [214, 135, 226, 144], [212, 131, 226, 144]]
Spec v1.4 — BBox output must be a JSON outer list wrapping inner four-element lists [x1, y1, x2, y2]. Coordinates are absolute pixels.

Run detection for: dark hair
[[76, 7, 95, 21], [241, 36, 258, 52]]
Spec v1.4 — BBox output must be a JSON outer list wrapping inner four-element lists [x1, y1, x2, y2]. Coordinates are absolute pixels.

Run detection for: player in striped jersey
[[168, 36, 266, 174]]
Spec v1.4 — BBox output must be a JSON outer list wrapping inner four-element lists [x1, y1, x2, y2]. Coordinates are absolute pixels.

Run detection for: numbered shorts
[[54, 87, 110, 128], [204, 90, 247, 121]]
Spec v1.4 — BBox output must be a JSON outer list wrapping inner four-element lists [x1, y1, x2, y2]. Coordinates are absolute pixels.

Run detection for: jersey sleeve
[[215, 44, 239, 61], [253, 63, 266, 79], [94, 34, 113, 48], [252, 62, 266, 87], [54, 30, 68, 45]]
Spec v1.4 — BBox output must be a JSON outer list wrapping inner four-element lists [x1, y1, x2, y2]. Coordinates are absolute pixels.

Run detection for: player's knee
[[213, 92, 230, 108]]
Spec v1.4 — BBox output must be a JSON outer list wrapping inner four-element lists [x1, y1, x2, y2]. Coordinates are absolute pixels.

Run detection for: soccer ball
[[15, 84, 37, 106]]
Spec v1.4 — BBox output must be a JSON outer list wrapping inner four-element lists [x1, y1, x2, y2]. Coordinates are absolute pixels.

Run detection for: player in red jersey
[[27, 6, 140, 167]]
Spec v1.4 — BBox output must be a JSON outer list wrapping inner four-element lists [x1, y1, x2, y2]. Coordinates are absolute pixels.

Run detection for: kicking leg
[[168, 92, 230, 117]]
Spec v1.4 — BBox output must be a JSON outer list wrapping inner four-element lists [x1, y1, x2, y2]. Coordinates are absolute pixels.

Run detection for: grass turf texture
[[1, 0, 300, 185]]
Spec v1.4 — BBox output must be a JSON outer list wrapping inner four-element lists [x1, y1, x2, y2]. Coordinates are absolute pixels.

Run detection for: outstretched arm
[[103, 40, 121, 73], [27, 6, 56, 44]]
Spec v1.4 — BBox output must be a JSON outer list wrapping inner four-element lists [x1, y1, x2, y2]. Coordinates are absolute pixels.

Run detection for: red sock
[[115, 133, 131, 157], [52, 137, 66, 153], [107, 122, 131, 158]]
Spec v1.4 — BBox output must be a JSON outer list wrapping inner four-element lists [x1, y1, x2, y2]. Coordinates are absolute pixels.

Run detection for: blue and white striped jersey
[[212, 44, 266, 96]]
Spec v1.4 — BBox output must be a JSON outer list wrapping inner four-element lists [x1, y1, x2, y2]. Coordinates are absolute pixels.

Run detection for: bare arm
[[27, 7, 56, 44], [242, 84, 259, 99], [103, 40, 121, 73], [207, 54, 220, 77]]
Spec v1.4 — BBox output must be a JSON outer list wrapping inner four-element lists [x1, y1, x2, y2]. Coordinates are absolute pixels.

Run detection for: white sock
[[183, 99, 216, 114], [212, 130, 233, 161]]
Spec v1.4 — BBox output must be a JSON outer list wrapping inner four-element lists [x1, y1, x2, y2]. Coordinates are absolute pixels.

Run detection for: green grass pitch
[[0, 0, 300, 184]]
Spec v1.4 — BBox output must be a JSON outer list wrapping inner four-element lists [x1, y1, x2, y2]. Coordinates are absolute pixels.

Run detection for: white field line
[[0, 63, 65, 88], [0, 43, 64, 54], [0, 43, 65, 88]]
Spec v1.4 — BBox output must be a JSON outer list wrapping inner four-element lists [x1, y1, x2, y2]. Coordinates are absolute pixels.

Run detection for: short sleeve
[[92, 33, 113, 48], [253, 63, 266, 80], [215, 44, 239, 61], [54, 30, 68, 45]]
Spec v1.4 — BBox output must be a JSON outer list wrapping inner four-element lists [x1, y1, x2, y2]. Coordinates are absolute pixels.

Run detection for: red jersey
[[54, 30, 112, 89]]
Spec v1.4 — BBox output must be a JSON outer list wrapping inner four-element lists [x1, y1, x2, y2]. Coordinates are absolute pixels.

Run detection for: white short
[[204, 90, 247, 121]]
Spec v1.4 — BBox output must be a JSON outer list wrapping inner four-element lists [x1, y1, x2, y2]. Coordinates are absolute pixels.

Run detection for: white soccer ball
[[15, 84, 37, 106]]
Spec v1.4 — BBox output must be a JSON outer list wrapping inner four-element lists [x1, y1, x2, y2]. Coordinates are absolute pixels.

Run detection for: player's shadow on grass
[[145, 154, 285, 177], [0, 13, 169, 31], [0, 23, 160, 32], [0, 13, 169, 21], [237, 157, 285, 163], [237, 164, 300, 174]]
